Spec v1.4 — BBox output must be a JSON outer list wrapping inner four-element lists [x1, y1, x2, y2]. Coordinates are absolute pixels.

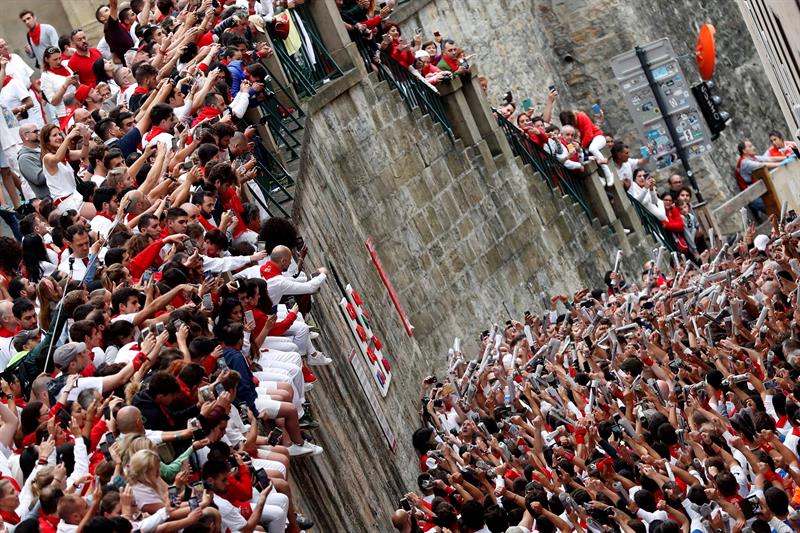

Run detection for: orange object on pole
[[696, 24, 717, 81]]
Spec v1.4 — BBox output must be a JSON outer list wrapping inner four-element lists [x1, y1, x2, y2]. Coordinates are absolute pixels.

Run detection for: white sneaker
[[310, 331, 320, 340], [301, 441, 324, 456], [288, 443, 313, 457], [307, 352, 332, 366]]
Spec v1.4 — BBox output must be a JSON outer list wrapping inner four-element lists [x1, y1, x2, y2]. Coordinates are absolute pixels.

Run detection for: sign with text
[[339, 284, 392, 396], [611, 38, 713, 170]]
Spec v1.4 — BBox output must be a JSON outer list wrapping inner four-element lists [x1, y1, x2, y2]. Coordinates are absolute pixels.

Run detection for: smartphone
[[266, 427, 283, 446], [156, 322, 165, 335], [217, 356, 228, 371], [184, 238, 196, 255], [192, 427, 206, 441], [105, 431, 115, 446], [521, 98, 533, 112], [591, 103, 602, 115], [188, 496, 199, 511], [214, 383, 225, 397], [202, 293, 213, 311], [244, 310, 255, 324], [173, 318, 184, 330], [99, 441, 112, 461], [57, 409, 71, 428], [548, 84, 556, 92], [237, 403, 249, 420], [168, 485, 179, 506], [256, 240, 266, 252], [254, 468, 269, 490], [198, 385, 214, 402], [190, 481, 203, 497], [141, 270, 153, 285], [103, 406, 112, 420], [399, 497, 412, 511]]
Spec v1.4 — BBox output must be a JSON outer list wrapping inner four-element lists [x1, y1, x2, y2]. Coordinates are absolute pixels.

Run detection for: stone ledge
[[305, 67, 365, 115], [392, 0, 435, 23]]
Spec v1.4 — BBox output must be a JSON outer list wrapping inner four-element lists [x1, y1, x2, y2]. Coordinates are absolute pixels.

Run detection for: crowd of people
[[397, 212, 800, 533], [0, 0, 346, 532]]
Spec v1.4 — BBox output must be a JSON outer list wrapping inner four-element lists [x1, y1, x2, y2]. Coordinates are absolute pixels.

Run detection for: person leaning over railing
[[379, 22, 416, 68]]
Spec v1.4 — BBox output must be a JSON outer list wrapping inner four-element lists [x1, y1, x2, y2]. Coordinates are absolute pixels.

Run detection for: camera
[[503, 91, 513, 104]]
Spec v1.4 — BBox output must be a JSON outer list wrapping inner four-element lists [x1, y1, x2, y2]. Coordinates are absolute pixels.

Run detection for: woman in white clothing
[[626, 168, 666, 221], [38, 47, 80, 121], [40, 123, 96, 219]]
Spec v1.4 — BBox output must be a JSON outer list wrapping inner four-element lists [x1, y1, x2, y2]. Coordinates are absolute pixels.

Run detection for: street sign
[[611, 38, 714, 170]]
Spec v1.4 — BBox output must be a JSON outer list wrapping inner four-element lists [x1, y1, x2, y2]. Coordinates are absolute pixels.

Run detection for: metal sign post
[[612, 38, 720, 237]]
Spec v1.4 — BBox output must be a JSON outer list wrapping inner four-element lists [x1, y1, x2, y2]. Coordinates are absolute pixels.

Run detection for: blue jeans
[[0, 209, 21, 241]]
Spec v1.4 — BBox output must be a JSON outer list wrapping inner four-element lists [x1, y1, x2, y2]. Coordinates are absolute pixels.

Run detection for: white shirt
[[616, 157, 641, 184], [0, 78, 44, 127], [66, 376, 104, 402], [58, 252, 90, 283], [141, 131, 174, 150], [90, 214, 115, 239], [264, 272, 327, 310], [213, 493, 248, 533], [5, 54, 33, 88], [40, 67, 75, 118]]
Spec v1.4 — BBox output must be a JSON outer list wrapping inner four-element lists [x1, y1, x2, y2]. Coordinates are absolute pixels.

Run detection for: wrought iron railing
[[250, 137, 295, 218], [627, 196, 678, 252], [269, 5, 343, 98], [493, 112, 591, 219], [353, 36, 453, 139]]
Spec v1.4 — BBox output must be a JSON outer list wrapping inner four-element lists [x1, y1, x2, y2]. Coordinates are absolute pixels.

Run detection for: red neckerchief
[[49, 66, 72, 77], [28, 24, 42, 46], [190, 106, 221, 128], [440, 55, 459, 71], [96, 212, 115, 221], [198, 215, 216, 231], [777, 415, 790, 429], [38, 510, 59, 533], [260, 261, 281, 280], [2, 76, 13, 88], [144, 126, 167, 144], [133, 85, 149, 96], [0, 509, 20, 525]]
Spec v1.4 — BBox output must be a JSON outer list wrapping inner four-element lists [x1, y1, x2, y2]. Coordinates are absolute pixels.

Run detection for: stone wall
[[396, 0, 788, 207], [290, 68, 652, 530]]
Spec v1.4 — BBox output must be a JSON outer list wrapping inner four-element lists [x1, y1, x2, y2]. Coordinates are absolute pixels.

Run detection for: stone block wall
[[290, 71, 652, 531], [396, 0, 788, 209]]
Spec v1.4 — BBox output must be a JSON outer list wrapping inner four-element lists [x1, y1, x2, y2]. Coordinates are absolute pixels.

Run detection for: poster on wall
[[339, 284, 392, 396]]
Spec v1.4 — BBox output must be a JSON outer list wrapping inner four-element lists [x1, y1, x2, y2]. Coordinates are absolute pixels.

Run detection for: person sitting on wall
[[559, 108, 613, 187], [735, 138, 783, 221]]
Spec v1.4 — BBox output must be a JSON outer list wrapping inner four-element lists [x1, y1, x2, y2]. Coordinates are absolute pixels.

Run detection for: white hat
[[754, 234, 769, 251], [414, 50, 430, 60]]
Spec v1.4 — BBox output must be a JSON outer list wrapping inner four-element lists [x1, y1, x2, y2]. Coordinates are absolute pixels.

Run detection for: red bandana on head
[[260, 261, 281, 280]]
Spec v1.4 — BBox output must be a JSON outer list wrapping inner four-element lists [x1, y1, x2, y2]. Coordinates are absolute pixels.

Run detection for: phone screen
[[245, 310, 255, 324]]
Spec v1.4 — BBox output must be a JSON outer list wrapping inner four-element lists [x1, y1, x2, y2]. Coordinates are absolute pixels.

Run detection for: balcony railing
[[628, 197, 678, 252], [269, 5, 343, 98], [493, 112, 591, 219], [251, 137, 295, 218], [354, 36, 453, 139]]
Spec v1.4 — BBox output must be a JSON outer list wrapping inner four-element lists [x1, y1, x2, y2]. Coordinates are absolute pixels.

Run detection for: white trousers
[[588, 135, 613, 186]]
